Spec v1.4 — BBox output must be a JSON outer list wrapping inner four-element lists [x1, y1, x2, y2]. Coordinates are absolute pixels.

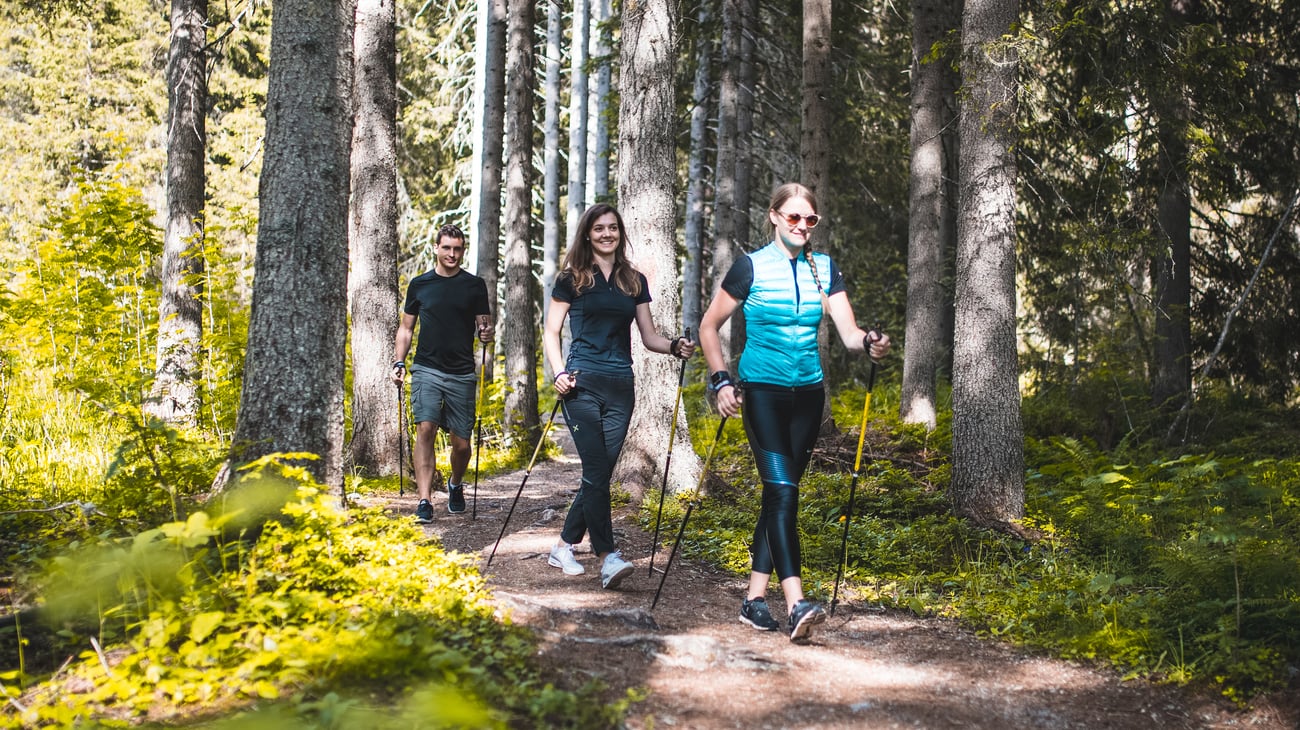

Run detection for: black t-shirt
[[403, 269, 491, 374], [552, 268, 652, 376]]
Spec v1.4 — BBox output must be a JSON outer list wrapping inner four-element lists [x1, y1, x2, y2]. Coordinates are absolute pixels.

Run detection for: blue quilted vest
[[738, 241, 830, 388]]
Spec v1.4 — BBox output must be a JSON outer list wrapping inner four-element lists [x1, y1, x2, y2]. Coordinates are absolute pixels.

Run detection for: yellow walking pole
[[829, 356, 878, 617], [472, 343, 489, 520]]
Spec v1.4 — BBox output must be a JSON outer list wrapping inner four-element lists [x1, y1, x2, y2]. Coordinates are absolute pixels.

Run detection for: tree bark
[[950, 0, 1023, 524], [475, 0, 508, 380], [800, 0, 832, 203], [711, 0, 741, 367], [613, 0, 700, 497], [230, 0, 355, 489], [541, 0, 563, 336], [147, 0, 207, 428], [1150, 0, 1194, 412], [348, 0, 400, 476], [681, 1, 713, 337], [801, 0, 837, 433], [566, 0, 590, 245], [733, 0, 758, 244], [901, 0, 960, 431], [589, 0, 613, 201], [502, 0, 540, 440]]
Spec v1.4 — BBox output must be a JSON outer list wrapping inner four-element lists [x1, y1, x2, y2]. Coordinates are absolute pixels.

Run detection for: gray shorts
[[409, 364, 478, 440]]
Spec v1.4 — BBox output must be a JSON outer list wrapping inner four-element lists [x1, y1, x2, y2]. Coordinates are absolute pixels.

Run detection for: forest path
[[372, 424, 1293, 729]]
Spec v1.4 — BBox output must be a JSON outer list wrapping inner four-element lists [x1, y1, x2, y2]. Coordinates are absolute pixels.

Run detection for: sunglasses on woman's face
[[777, 211, 820, 229]]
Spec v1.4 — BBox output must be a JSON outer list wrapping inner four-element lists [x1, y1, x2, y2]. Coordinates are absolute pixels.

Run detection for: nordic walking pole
[[651, 415, 728, 610], [830, 349, 880, 616], [485, 372, 577, 568], [648, 328, 691, 576], [397, 378, 406, 497], [472, 342, 489, 520]]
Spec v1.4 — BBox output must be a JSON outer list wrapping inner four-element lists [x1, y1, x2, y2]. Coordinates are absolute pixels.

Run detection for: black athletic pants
[[742, 382, 825, 581], [559, 372, 636, 556]]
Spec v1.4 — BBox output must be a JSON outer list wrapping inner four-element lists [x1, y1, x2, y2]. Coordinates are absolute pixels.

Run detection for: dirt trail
[[370, 426, 1296, 730]]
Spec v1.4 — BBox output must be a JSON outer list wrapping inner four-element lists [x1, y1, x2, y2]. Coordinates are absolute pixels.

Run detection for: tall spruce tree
[[614, 0, 701, 494], [501, 0, 539, 440], [950, 0, 1024, 526], [229, 0, 355, 489], [473, 0, 507, 382], [348, 0, 400, 476], [901, 0, 960, 430], [147, 0, 207, 427]]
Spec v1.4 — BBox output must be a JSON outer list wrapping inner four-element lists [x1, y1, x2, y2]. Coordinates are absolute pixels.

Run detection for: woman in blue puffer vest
[[699, 182, 891, 643]]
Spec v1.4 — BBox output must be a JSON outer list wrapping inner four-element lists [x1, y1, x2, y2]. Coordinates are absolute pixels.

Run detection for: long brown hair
[[560, 203, 644, 296], [768, 183, 826, 295]]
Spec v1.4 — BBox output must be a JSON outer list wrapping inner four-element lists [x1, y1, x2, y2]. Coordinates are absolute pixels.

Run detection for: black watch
[[708, 370, 734, 392], [393, 361, 406, 369]]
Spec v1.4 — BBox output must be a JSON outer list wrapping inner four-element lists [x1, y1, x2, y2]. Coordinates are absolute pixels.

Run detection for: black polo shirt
[[552, 268, 652, 376], [403, 269, 491, 375]]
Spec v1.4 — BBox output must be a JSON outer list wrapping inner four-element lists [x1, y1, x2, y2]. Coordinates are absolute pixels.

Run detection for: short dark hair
[[437, 224, 466, 245]]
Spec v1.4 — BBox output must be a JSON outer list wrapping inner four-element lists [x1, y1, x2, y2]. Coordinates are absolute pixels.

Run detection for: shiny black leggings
[[742, 383, 825, 581]]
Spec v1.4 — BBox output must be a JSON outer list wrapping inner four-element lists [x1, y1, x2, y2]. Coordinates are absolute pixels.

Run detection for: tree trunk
[[147, 0, 206, 428], [1150, 0, 1194, 412], [681, 1, 713, 337], [950, 0, 1023, 525], [348, 0, 400, 476], [900, 0, 959, 431], [565, 0, 590, 247], [1151, 152, 1192, 410], [800, 0, 832, 203], [589, 0, 613, 201], [502, 0, 540, 440], [941, 48, 960, 381], [711, 0, 741, 368], [732, 0, 758, 244], [230, 0, 355, 490], [614, 0, 700, 498], [541, 0, 563, 345], [801, 0, 837, 432], [475, 0, 508, 380]]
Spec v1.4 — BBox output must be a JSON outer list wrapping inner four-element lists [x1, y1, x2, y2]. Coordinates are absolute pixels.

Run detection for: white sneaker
[[600, 550, 634, 589], [548, 543, 585, 575]]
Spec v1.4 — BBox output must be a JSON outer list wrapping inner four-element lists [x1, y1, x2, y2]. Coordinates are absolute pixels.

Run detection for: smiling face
[[770, 195, 818, 254], [434, 234, 466, 275], [587, 212, 622, 259]]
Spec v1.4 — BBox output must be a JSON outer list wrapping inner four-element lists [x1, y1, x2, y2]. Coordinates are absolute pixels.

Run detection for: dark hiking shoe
[[739, 597, 781, 631], [414, 499, 434, 523], [447, 484, 466, 514], [788, 599, 827, 643]]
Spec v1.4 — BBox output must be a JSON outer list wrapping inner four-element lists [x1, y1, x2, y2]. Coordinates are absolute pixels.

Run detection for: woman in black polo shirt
[[542, 203, 695, 589]]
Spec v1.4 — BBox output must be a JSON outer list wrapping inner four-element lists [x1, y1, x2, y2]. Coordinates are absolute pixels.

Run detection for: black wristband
[[670, 337, 685, 358], [393, 360, 406, 369], [554, 370, 569, 382], [708, 370, 734, 393]]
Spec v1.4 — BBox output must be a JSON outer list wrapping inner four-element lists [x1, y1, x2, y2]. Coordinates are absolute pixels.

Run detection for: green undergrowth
[[648, 381, 1300, 705], [1, 457, 632, 729]]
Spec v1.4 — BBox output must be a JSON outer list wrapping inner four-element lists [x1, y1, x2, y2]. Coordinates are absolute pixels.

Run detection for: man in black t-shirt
[[392, 225, 493, 520]]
